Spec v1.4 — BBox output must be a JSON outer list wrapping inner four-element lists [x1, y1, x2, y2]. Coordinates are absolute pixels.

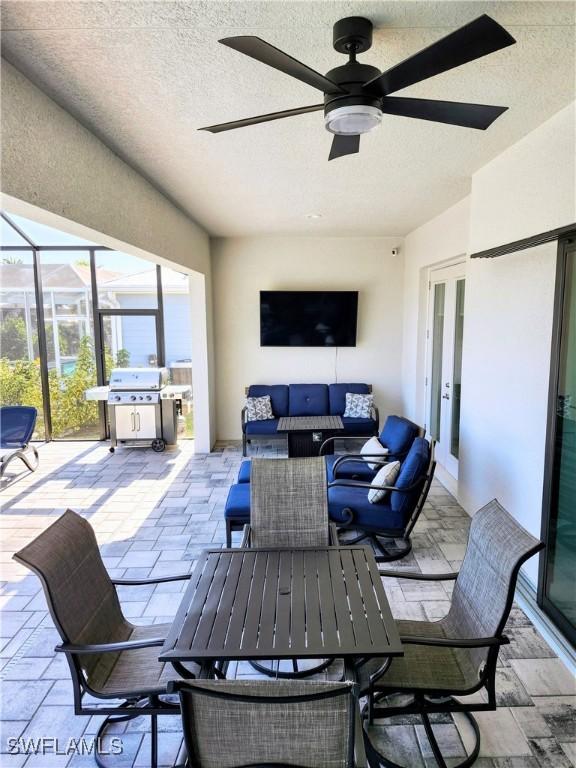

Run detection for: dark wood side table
[[159, 545, 402, 676], [277, 415, 344, 457]]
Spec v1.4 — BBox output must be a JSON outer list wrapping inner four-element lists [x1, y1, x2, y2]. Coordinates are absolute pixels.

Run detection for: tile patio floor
[[0, 440, 574, 767]]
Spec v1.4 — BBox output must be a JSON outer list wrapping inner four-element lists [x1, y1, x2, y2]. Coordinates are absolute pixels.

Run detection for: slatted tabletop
[[160, 546, 402, 663], [277, 415, 344, 432]]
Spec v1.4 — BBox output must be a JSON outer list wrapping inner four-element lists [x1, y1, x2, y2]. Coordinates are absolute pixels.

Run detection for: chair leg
[[242, 433, 247, 457], [226, 520, 232, 548], [372, 535, 412, 563], [150, 713, 158, 768], [94, 709, 142, 768]]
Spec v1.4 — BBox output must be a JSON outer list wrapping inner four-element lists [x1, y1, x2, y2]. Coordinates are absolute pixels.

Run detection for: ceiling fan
[[199, 15, 516, 160]]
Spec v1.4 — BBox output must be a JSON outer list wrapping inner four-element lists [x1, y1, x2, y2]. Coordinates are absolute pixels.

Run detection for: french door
[[425, 263, 466, 477], [539, 238, 576, 645]]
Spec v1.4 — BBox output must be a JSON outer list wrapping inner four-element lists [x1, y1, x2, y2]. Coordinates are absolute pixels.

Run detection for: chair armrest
[[399, 634, 510, 649], [371, 405, 380, 432], [329, 478, 422, 493], [55, 637, 165, 655], [241, 524, 251, 547], [378, 569, 458, 581], [241, 406, 247, 433], [354, 704, 368, 768], [319, 435, 370, 455], [112, 573, 191, 585]]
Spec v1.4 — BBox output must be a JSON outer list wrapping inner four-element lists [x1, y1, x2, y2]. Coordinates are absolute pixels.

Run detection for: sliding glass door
[[539, 238, 576, 645]]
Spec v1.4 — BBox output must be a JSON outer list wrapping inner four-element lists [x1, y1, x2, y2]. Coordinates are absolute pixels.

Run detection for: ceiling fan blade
[[329, 134, 360, 161], [364, 15, 516, 97], [199, 104, 324, 133], [381, 96, 508, 129], [219, 36, 346, 94]]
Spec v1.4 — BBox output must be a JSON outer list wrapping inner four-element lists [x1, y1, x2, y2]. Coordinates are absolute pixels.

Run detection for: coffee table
[[277, 415, 344, 457]]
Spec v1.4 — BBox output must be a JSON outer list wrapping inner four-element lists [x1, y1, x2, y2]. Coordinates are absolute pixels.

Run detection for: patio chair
[[13, 509, 221, 768], [359, 499, 543, 768], [328, 437, 436, 561], [170, 678, 367, 768], [0, 406, 39, 479], [321, 414, 423, 483], [242, 456, 337, 678]]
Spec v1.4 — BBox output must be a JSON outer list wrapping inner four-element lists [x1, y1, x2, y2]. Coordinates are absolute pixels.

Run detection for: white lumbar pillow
[[368, 461, 401, 504], [361, 436, 389, 470]]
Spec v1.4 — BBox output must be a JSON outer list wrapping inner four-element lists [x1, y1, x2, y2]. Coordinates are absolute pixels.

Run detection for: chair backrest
[[446, 499, 543, 672], [390, 437, 431, 522], [0, 406, 37, 448], [288, 384, 329, 417], [177, 679, 356, 768], [379, 415, 421, 456], [250, 457, 329, 547], [13, 509, 131, 691]]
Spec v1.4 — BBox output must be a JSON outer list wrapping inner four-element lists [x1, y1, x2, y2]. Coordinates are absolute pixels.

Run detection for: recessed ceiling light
[[305, 213, 322, 220]]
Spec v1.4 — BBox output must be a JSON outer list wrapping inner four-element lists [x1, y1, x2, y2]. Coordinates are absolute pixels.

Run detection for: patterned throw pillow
[[361, 436, 389, 470], [343, 392, 374, 419], [245, 395, 274, 422], [368, 461, 401, 504]]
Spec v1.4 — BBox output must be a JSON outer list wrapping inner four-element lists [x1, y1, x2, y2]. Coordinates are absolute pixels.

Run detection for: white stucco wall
[[1, 61, 216, 450], [212, 236, 404, 440], [401, 103, 576, 586]]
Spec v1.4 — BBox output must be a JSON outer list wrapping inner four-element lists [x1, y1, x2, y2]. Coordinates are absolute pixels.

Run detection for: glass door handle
[[131, 412, 136, 432], [136, 413, 141, 431]]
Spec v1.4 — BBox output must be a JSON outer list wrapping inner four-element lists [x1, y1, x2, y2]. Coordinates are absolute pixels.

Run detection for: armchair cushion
[[328, 485, 405, 531], [390, 437, 430, 518], [380, 415, 420, 456], [244, 418, 279, 436], [329, 383, 370, 415], [326, 455, 376, 482], [247, 385, 289, 417], [288, 384, 329, 416]]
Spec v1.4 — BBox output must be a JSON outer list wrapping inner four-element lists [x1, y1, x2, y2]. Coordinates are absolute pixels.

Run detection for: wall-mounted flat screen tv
[[260, 291, 358, 347]]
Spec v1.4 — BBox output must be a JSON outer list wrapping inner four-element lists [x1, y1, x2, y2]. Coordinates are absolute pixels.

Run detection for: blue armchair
[[328, 437, 436, 561], [0, 406, 39, 479], [323, 414, 423, 482]]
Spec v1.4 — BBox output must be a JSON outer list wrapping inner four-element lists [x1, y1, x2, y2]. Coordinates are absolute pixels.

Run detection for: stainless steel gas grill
[[85, 368, 191, 453]]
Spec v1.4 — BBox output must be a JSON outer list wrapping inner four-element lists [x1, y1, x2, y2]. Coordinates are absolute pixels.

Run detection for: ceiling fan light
[[324, 105, 382, 135]]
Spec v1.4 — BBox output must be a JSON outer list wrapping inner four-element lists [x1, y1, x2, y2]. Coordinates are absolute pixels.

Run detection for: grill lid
[[109, 367, 169, 391]]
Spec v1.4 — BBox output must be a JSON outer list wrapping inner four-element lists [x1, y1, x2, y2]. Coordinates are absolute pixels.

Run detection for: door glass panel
[[0, 252, 45, 439], [450, 279, 465, 458], [429, 282, 445, 441], [162, 266, 194, 438], [101, 314, 158, 382], [39, 251, 99, 439], [545, 247, 576, 637]]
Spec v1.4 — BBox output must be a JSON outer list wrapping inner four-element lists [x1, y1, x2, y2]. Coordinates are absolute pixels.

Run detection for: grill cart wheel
[[151, 438, 166, 453]]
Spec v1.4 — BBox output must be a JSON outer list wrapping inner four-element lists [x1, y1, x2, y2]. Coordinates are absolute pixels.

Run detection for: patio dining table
[[159, 545, 403, 678]]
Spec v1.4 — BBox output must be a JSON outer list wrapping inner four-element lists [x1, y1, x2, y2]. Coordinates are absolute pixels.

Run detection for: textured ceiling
[[1, 1, 575, 236]]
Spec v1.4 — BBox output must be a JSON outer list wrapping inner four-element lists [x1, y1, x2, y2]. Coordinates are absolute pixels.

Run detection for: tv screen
[[260, 291, 358, 347]]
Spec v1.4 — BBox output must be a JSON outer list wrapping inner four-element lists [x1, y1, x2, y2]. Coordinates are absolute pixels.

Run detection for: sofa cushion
[[390, 437, 430, 519], [248, 385, 289, 417], [325, 455, 376, 483], [244, 419, 279, 436], [343, 393, 374, 419], [237, 460, 251, 483], [328, 485, 404, 532], [224, 484, 250, 521], [341, 417, 378, 436], [328, 383, 370, 416], [380, 415, 420, 456], [288, 384, 329, 417]]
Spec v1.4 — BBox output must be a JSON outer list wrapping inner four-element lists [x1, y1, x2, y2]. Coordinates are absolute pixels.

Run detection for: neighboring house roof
[[0, 263, 187, 293]]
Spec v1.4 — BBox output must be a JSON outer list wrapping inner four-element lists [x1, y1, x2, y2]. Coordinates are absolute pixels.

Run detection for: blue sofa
[[242, 383, 379, 456]]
